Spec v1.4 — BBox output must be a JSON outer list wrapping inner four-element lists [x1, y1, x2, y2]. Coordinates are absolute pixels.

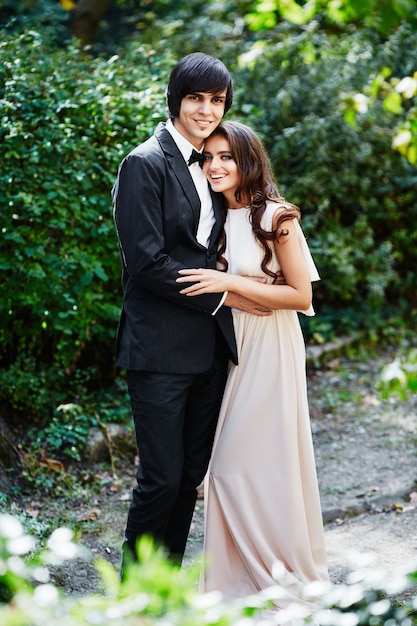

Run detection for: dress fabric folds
[[201, 203, 328, 605]]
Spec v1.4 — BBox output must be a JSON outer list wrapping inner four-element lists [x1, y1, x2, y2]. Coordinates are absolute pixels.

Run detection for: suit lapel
[[209, 190, 225, 249], [155, 123, 201, 230]]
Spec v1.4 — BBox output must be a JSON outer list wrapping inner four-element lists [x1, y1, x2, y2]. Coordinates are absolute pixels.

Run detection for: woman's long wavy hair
[[209, 121, 300, 282]]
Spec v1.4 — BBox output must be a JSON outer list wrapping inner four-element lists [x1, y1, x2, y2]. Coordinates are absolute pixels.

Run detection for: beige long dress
[[201, 202, 329, 605]]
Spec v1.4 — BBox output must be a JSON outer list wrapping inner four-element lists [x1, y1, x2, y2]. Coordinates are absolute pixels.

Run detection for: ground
[[13, 344, 417, 598]]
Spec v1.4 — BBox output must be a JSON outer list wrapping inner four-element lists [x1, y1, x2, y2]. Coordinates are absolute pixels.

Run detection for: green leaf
[[392, 0, 415, 18], [344, 107, 357, 128], [406, 143, 417, 165], [383, 92, 403, 114], [245, 10, 277, 30], [277, 0, 316, 25]]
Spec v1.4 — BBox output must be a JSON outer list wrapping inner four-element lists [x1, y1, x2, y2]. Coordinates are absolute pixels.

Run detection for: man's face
[[174, 91, 227, 149]]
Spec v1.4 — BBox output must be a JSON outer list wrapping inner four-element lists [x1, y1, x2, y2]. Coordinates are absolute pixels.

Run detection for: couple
[[112, 52, 328, 605]]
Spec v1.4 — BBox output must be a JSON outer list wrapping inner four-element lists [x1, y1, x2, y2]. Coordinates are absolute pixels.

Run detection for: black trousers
[[124, 342, 228, 565]]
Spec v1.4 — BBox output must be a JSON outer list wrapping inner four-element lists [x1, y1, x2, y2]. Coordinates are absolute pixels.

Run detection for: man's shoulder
[[129, 133, 159, 157], [127, 122, 176, 161]]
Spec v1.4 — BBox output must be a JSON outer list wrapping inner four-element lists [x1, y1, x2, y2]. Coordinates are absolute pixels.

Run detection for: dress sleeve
[[295, 220, 320, 316]]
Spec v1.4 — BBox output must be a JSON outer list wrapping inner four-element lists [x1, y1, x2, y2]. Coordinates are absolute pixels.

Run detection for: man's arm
[[114, 150, 225, 315], [223, 272, 286, 315], [224, 292, 272, 316]]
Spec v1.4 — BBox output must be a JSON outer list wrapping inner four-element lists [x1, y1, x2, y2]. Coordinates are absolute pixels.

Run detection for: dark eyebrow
[[203, 150, 232, 155], [188, 91, 226, 98]]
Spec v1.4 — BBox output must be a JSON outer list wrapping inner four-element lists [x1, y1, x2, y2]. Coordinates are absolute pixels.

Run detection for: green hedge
[[0, 31, 173, 421], [229, 22, 417, 338]]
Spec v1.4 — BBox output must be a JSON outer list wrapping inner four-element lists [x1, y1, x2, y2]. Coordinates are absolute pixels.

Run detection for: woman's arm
[[177, 218, 312, 312]]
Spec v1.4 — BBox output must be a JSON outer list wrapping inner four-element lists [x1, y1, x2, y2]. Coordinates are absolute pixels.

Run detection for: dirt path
[[48, 346, 417, 596]]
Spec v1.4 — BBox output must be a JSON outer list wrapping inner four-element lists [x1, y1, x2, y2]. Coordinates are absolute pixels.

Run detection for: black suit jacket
[[113, 122, 237, 373]]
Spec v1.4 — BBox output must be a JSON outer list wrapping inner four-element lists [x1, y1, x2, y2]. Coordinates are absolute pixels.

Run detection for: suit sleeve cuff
[[211, 291, 228, 316]]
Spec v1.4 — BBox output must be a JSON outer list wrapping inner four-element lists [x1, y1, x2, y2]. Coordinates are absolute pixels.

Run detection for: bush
[[0, 31, 173, 423], [378, 344, 417, 400], [0, 513, 416, 625], [229, 22, 417, 338]]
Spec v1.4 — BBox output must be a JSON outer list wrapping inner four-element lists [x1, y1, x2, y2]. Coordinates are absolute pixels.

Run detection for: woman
[[177, 121, 329, 605]]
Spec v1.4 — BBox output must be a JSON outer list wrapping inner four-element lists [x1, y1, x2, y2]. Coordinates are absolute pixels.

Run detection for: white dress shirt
[[166, 119, 215, 248]]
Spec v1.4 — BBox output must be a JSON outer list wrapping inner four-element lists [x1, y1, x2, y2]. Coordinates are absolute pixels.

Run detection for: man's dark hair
[[166, 52, 233, 119]]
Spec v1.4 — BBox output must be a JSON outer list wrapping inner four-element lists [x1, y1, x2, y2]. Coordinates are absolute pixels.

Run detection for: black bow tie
[[188, 149, 204, 168]]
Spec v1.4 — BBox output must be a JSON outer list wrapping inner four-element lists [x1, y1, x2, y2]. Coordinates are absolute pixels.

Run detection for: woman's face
[[203, 135, 241, 205]]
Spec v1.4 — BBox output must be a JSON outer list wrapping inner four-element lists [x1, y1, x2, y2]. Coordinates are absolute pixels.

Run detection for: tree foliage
[[0, 31, 173, 421], [228, 22, 417, 337], [246, 0, 416, 33]]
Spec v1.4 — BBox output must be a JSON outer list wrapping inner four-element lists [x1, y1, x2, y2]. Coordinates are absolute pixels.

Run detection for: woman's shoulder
[[264, 200, 300, 229]]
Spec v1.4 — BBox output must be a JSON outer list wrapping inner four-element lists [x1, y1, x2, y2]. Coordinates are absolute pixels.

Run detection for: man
[[113, 52, 269, 567]]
